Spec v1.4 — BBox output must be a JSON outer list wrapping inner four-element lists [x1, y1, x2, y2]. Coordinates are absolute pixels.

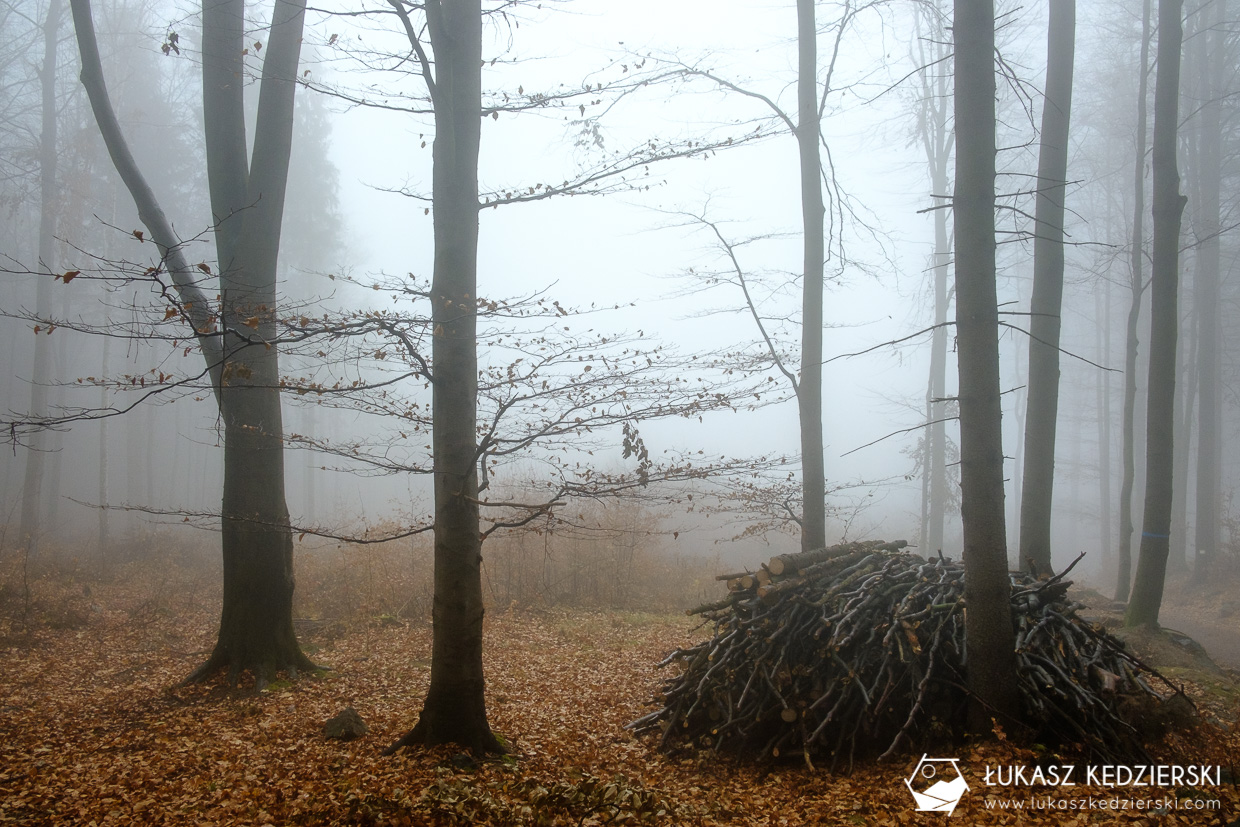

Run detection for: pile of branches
[[630, 541, 1181, 767]]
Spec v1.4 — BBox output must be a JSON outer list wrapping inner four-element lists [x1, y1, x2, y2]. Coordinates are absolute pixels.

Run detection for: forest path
[[1158, 610, 1240, 670]]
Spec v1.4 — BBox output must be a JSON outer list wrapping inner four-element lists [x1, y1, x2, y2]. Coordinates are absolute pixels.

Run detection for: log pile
[[629, 541, 1181, 767]]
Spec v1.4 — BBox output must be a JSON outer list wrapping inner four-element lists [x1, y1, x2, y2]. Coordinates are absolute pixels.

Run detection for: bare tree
[[793, 0, 827, 552], [912, 0, 954, 556], [1116, 0, 1153, 602], [1018, 0, 1076, 576], [376, 0, 500, 754], [70, 0, 317, 684], [17, 0, 60, 557], [953, 0, 1020, 731], [630, 2, 893, 553], [192, 0, 315, 684], [1191, 0, 1227, 584], [1126, 0, 1187, 627]]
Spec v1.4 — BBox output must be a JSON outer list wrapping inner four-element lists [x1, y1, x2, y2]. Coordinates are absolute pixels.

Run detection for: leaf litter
[[0, 569, 1238, 825]]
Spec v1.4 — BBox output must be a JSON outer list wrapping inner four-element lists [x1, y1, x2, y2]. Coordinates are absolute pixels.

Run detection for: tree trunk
[[1169, 286, 1197, 573], [1126, 0, 1187, 628], [1095, 283, 1112, 564], [952, 0, 1020, 733], [1191, 0, 1225, 584], [195, 0, 314, 684], [797, 0, 827, 553], [1117, 0, 1152, 603], [98, 321, 111, 570], [71, 0, 311, 683], [1018, 0, 1075, 576], [385, 0, 501, 755], [915, 0, 953, 556], [19, 0, 61, 558]]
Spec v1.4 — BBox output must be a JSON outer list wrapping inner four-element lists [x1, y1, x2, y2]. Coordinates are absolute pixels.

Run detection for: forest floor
[[2, 553, 1240, 826]]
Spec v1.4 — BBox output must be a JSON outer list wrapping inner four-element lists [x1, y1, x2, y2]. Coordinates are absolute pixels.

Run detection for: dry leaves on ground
[[1, 574, 1238, 825]]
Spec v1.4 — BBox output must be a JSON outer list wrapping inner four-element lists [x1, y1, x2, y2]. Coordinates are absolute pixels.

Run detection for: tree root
[[180, 647, 324, 690], [383, 718, 507, 757]]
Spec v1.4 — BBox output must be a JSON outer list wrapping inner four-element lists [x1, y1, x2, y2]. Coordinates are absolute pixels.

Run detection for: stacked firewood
[[629, 541, 1180, 767]]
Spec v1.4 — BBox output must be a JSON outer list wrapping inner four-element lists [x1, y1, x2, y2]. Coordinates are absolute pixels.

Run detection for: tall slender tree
[[795, 0, 827, 553], [1191, 0, 1226, 584], [1018, 0, 1075, 576], [953, 0, 1020, 731], [383, 0, 501, 754], [18, 0, 61, 558], [913, 0, 954, 556], [1126, 0, 1187, 627], [1117, 0, 1153, 602]]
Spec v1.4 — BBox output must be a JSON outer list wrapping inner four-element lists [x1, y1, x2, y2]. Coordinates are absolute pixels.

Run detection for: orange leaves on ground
[[0, 570, 1237, 826]]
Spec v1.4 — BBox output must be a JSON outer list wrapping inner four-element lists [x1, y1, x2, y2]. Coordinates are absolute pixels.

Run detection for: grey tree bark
[[193, 0, 315, 684], [1169, 290, 1197, 573], [71, 0, 314, 683], [19, 0, 61, 558], [1117, 0, 1152, 603], [384, 0, 502, 754], [796, 0, 827, 553], [914, 0, 953, 556], [1018, 0, 1075, 576], [1095, 284, 1112, 562], [1191, 0, 1225, 584], [1126, 0, 1187, 628], [953, 0, 1020, 732]]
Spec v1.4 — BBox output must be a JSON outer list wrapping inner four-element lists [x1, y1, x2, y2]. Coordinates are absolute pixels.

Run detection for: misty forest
[[3, 0, 1240, 823]]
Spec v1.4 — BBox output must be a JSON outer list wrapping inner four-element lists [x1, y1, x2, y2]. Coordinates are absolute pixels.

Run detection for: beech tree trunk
[[72, 0, 313, 684], [1169, 283, 1197, 573], [1191, 0, 1225, 584], [385, 0, 501, 755], [19, 0, 61, 558], [1095, 284, 1112, 563], [1117, 0, 1152, 603], [1126, 0, 1187, 628], [952, 0, 1020, 732], [796, 0, 827, 553], [195, 0, 314, 684], [1018, 0, 1075, 576], [915, 0, 953, 556]]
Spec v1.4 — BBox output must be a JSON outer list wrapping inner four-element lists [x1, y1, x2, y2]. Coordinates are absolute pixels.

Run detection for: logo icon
[[905, 755, 969, 816]]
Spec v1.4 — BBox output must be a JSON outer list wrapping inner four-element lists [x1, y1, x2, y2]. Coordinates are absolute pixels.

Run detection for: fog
[[2, 0, 1238, 594]]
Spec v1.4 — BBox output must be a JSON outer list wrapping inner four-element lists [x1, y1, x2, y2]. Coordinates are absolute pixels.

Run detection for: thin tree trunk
[[98, 317, 111, 570], [953, 0, 1020, 733], [915, 0, 953, 556], [19, 0, 61, 558], [385, 0, 500, 755], [920, 394, 931, 549], [1192, 0, 1225, 584], [1009, 291, 1026, 562], [928, 203, 950, 555], [1096, 283, 1112, 563], [797, 0, 827, 552], [1126, 0, 1187, 628], [1018, 0, 1075, 576], [1170, 290, 1197, 572], [1117, 0, 1153, 603]]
